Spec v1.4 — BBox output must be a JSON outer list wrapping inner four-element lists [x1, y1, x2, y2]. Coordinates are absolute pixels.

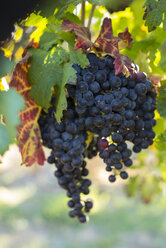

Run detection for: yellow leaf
[[25, 13, 48, 43], [86, 131, 94, 148]]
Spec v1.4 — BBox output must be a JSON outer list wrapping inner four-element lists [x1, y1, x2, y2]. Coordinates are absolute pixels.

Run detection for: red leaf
[[62, 19, 93, 51], [10, 62, 45, 167], [62, 18, 135, 78], [148, 74, 162, 87], [95, 18, 120, 57], [96, 17, 114, 40], [148, 74, 162, 94], [118, 28, 133, 48], [22, 40, 39, 57], [114, 54, 135, 77]]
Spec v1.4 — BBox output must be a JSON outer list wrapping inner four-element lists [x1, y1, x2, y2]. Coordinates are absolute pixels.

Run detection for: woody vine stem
[[81, 0, 85, 26], [81, 1, 96, 31], [87, 4, 96, 30]]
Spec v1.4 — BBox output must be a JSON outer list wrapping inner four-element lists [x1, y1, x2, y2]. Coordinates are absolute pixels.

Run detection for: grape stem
[[81, 0, 86, 26], [87, 4, 96, 30]]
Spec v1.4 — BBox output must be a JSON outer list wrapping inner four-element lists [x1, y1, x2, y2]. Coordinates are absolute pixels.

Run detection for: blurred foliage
[[0, 51, 14, 78], [0, 156, 166, 247], [143, 0, 166, 32], [0, 89, 24, 155]]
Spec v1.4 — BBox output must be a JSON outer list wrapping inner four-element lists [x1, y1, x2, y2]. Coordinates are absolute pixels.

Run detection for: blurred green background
[[0, 145, 166, 248]]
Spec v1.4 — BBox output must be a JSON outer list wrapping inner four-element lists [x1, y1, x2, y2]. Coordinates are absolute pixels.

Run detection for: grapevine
[[0, 0, 165, 224], [38, 52, 156, 222]]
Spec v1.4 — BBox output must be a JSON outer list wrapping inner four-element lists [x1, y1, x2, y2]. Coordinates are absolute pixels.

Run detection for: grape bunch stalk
[[38, 52, 157, 223]]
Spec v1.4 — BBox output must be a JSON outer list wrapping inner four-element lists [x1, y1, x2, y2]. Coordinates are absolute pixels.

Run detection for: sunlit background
[[0, 144, 166, 248]]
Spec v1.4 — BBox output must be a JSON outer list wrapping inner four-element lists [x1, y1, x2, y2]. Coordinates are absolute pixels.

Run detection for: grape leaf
[[41, 22, 89, 68], [0, 88, 25, 155], [114, 54, 135, 77], [95, 18, 120, 56], [46, 22, 62, 34], [95, 18, 134, 77], [65, 34, 89, 68], [40, 0, 81, 18], [55, 63, 76, 122], [62, 17, 133, 77], [149, 75, 162, 88], [156, 132, 166, 151], [39, 32, 59, 51], [143, 0, 166, 31], [24, 13, 48, 43], [62, 19, 93, 51], [95, 18, 133, 55], [28, 47, 69, 109], [0, 50, 14, 77], [69, 45, 89, 68], [0, 124, 10, 155], [64, 12, 82, 25], [10, 62, 45, 166], [54, 0, 82, 19], [157, 81, 166, 118], [144, 9, 163, 31], [118, 28, 133, 49]]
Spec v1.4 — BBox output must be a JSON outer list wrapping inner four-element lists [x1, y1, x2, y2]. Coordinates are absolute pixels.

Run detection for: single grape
[[98, 138, 109, 150], [109, 175, 116, 182]]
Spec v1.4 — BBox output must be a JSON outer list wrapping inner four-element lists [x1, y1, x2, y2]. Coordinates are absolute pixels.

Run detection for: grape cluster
[[39, 98, 93, 223], [39, 52, 157, 223]]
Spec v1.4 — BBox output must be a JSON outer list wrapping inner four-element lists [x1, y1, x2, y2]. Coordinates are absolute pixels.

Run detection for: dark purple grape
[[98, 138, 109, 150], [120, 171, 128, 179], [109, 175, 116, 182], [136, 72, 147, 82]]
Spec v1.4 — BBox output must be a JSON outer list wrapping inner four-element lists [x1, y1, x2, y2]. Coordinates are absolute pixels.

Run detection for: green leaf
[[145, 8, 163, 32], [55, 63, 76, 122], [58, 32, 89, 68], [0, 124, 10, 155], [64, 12, 82, 25], [58, 31, 76, 44], [69, 44, 89, 68], [143, 0, 156, 8], [0, 50, 14, 78], [41, 0, 82, 17], [39, 32, 59, 51], [156, 132, 166, 151], [157, 98, 166, 118], [46, 21, 62, 34], [157, 80, 166, 118], [24, 13, 48, 43], [54, 0, 82, 19], [143, 0, 166, 31], [28, 47, 69, 109], [0, 88, 25, 155]]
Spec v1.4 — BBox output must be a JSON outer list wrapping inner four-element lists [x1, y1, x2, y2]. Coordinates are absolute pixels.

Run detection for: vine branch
[[81, 0, 85, 26], [87, 4, 96, 30]]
